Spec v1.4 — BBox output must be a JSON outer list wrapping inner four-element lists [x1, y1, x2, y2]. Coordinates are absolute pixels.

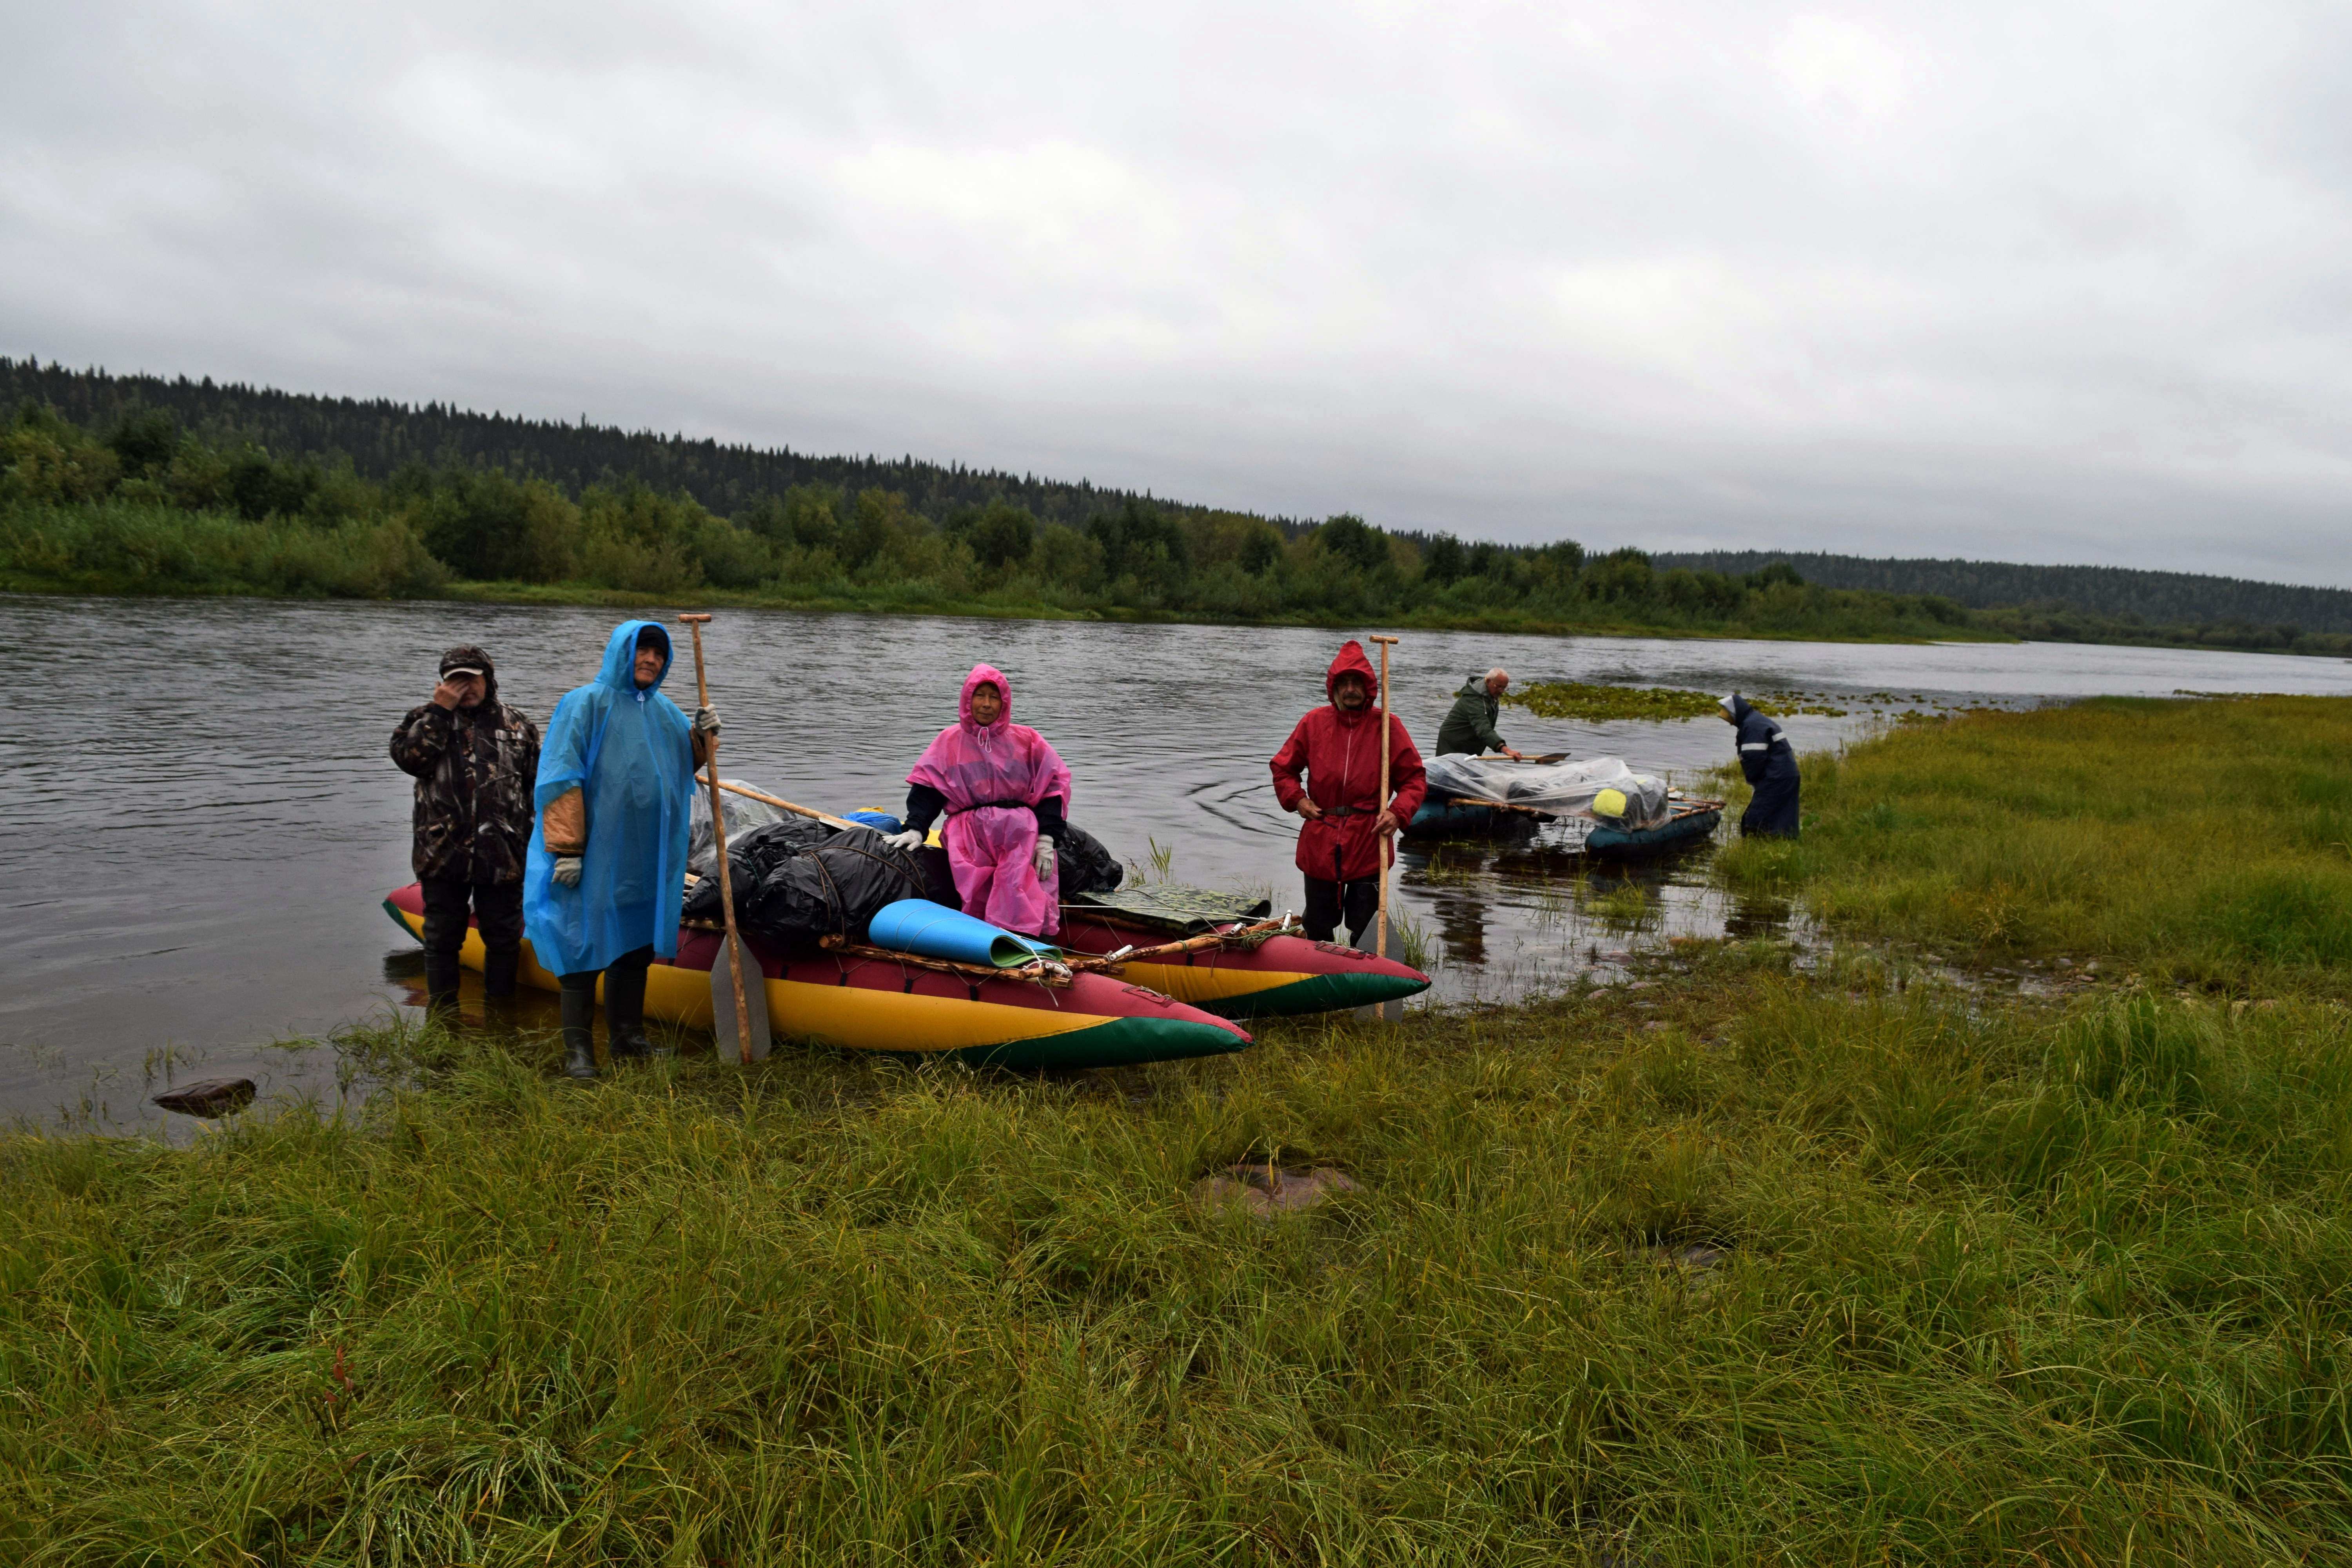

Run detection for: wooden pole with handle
[[704, 777, 861, 832], [1369, 633, 1399, 963], [679, 614, 759, 1066]]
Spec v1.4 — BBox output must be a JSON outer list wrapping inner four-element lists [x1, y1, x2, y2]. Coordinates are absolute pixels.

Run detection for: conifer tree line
[[1659, 550, 2352, 639], [1, 358, 2343, 655], [0, 357, 1228, 534], [0, 386, 1969, 639]]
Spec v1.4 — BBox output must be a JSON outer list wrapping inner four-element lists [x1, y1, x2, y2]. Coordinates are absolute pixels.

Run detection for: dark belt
[[947, 799, 1034, 816]]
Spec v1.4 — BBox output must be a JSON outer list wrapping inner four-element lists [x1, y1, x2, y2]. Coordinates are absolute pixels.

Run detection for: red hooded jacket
[[1269, 641, 1428, 882]]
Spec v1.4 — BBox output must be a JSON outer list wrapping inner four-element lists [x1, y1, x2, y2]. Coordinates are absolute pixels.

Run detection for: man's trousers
[[1303, 874, 1380, 949]]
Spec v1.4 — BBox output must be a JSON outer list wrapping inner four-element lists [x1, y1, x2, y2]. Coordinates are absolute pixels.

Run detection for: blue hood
[[523, 617, 697, 974], [598, 619, 674, 696]]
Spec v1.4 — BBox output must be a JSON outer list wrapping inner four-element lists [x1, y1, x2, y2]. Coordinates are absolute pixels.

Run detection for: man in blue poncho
[[525, 621, 720, 1078]]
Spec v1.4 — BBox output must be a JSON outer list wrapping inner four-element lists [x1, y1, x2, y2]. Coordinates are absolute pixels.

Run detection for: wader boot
[[479, 948, 521, 1031], [605, 959, 662, 1059], [423, 953, 462, 1022], [559, 986, 598, 1080], [481, 948, 519, 1000]]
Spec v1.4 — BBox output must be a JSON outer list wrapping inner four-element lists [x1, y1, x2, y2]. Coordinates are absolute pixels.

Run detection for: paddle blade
[[709, 933, 772, 1063]]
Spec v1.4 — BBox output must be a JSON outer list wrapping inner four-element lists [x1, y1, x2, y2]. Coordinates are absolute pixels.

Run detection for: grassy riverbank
[[1717, 695, 2352, 992], [7, 971, 2350, 1564], [4, 699, 2350, 1564]]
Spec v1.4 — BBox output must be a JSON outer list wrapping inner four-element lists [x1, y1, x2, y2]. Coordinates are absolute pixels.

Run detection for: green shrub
[[0, 501, 448, 598]]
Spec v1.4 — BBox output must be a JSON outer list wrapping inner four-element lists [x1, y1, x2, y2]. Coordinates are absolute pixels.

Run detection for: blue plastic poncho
[[523, 620, 698, 976]]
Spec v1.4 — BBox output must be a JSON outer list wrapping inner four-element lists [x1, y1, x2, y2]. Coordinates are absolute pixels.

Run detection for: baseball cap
[[438, 644, 493, 679]]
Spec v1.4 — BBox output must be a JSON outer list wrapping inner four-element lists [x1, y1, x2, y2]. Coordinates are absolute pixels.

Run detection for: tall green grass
[[1717, 696, 2352, 988], [5, 963, 2350, 1564]]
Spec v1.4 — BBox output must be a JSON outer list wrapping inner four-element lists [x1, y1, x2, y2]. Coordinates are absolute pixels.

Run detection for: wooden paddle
[[679, 614, 769, 1065], [1370, 633, 1399, 965]]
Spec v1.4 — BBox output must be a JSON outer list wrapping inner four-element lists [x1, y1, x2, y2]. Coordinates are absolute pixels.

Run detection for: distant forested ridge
[[0, 357, 1212, 533], [0, 361, 1986, 644], [1657, 550, 2352, 639], [4, 356, 2347, 655]]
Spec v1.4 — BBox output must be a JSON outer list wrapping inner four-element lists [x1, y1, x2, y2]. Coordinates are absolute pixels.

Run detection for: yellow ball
[[1593, 788, 1628, 819]]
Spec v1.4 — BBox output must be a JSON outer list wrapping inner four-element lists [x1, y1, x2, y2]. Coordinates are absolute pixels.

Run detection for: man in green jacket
[[1435, 668, 1525, 758]]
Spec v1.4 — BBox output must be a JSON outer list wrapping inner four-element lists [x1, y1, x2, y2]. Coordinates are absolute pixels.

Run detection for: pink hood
[[909, 663, 1073, 814], [960, 663, 1013, 733], [909, 662, 1073, 936]]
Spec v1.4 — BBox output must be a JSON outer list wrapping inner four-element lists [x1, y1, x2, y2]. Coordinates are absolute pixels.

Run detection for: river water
[[4, 593, 2348, 1125]]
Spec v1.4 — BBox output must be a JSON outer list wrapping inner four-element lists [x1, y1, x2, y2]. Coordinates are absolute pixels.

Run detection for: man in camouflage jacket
[[390, 644, 541, 1013]]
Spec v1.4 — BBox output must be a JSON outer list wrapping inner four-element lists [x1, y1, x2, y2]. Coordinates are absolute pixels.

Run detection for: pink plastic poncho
[[907, 664, 1073, 937]]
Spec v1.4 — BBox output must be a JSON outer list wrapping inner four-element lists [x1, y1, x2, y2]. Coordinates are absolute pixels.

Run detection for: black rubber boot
[[606, 961, 656, 1059], [423, 953, 462, 1021], [559, 986, 599, 1079], [481, 948, 519, 1000]]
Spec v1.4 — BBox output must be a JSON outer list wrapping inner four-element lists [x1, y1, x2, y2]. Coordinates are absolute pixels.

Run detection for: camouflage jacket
[[390, 700, 541, 883]]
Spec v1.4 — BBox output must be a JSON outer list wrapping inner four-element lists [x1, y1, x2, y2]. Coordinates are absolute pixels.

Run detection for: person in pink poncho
[[887, 664, 1073, 938]]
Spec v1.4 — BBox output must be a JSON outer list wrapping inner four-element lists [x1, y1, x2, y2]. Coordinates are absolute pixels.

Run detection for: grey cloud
[[3, 0, 2348, 582]]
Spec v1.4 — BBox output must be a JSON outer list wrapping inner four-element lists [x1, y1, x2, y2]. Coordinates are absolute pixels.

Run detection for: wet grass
[[5, 956, 2352, 1564], [8, 698, 2352, 1562], [1715, 695, 2352, 992]]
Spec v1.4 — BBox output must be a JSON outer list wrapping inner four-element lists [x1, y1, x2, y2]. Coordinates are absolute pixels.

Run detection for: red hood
[[1324, 640, 1377, 703]]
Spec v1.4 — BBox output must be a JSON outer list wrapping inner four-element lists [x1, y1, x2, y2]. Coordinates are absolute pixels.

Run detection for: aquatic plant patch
[[1505, 680, 1727, 721], [1506, 681, 1853, 722]]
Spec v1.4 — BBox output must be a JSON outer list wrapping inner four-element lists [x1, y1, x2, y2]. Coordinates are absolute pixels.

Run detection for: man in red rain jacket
[[1269, 641, 1428, 949]]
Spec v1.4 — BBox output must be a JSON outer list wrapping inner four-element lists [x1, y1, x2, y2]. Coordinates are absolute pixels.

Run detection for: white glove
[[692, 704, 721, 738], [552, 855, 584, 887], [1032, 838, 1056, 879], [884, 829, 926, 853]]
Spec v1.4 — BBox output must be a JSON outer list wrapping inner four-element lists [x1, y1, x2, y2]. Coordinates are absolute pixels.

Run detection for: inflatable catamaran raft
[[1404, 754, 1724, 856], [719, 777, 1433, 1020], [1056, 884, 1430, 1018], [382, 767, 1437, 1063], [383, 884, 1256, 1069]]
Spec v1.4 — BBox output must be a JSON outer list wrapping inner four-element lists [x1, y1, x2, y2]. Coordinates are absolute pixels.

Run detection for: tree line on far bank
[[0, 400, 1984, 641], [4, 396, 2345, 656], [0, 356, 1166, 533], [1660, 548, 2352, 645]]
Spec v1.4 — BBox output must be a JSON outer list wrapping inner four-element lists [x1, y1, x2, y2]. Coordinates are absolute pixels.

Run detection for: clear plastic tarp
[[1423, 754, 1672, 829], [688, 779, 792, 864]]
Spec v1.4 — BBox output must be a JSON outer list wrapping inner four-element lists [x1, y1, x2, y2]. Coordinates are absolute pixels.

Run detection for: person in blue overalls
[[1719, 693, 1800, 838], [524, 621, 719, 1079]]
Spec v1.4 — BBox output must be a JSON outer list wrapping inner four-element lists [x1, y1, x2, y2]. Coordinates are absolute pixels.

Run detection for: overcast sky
[[4, 2, 2348, 581]]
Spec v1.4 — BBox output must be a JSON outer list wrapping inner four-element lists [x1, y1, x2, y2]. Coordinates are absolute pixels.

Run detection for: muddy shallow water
[[4, 592, 2347, 1125]]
